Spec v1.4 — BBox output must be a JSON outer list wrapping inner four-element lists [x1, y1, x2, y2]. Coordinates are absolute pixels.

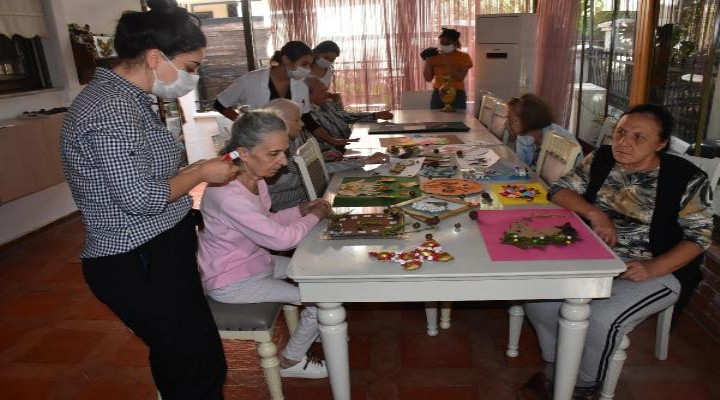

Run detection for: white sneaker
[[279, 355, 328, 379]]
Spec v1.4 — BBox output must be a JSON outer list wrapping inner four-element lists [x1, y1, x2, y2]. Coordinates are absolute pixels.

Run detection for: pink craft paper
[[476, 209, 615, 261]]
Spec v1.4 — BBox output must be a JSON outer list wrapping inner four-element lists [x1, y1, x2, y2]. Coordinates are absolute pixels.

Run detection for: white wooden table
[[287, 111, 626, 400]]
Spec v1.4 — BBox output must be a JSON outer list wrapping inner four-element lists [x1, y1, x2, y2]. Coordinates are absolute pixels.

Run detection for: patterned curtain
[[534, 0, 579, 126]]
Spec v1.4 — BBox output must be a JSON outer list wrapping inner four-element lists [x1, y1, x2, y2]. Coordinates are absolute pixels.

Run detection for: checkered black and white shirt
[[61, 68, 191, 258]]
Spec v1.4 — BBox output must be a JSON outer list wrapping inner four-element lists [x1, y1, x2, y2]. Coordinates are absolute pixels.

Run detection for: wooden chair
[[294, 137, 330, 200], [536, 132, 582, 185], [489, 101, 509, 143], [506, 304, 675, 400], [400, 90, 434, 110]]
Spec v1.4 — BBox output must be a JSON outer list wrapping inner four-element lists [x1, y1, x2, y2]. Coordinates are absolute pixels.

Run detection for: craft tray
[[332, 176, 421, 207], [322, 213, 406, 239]]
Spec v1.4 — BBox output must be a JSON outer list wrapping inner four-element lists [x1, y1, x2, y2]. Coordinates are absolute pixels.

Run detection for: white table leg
[[440, 301, 452, 329], [554, 298, 591, 400], [318, 302, 350, 400], [425, 301, 439, 336]]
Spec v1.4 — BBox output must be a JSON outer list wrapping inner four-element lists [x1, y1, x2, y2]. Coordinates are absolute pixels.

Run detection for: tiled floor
[[1, 215, 720, 400]]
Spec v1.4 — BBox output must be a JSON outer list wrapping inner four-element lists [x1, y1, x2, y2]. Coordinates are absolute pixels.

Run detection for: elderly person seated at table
[[305, 77, 393, 151], [263, 98, 389, 210], [506, 93, 579, 168], [517, 104, 713, 400], [198, 111, 333, 379]]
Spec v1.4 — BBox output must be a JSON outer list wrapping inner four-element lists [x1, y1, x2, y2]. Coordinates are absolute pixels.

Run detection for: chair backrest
[[293, 137, 330, 200], [401, 90, 433, 110], [537, 132, 583, 185], [489, 101, 508, 143], [676, 153, 720, 190], [595, 116, 617, 149], [479, 95, 497, 128]]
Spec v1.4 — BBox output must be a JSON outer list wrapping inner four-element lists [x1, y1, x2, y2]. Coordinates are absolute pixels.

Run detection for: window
[[0, 34, 51, 94]]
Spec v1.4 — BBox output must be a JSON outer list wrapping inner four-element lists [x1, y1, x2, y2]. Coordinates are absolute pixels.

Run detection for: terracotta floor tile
[[0, 377, 56, 399], [626, 381, 714, 400], [112, 334, 149, 367], [284, 385, 367, 400], [223, 385, 268, 400], [399, 385, 476, 400], [0, 327, 26, 353], [19, 329, 105, 364], [401, 332, 473, 368], [0, 291, 71, 319], [45, 262, 85, 285], [67, 295, 117, 321], [74, 382, 157, 400]]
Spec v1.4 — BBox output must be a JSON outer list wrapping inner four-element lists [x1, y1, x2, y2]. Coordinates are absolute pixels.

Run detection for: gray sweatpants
[[524, 275, 679, 385], [208, 256, 318, 362]]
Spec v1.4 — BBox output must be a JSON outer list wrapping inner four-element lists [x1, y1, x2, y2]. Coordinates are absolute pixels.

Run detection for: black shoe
[[517, 373, 553, 400], [572, 385, 599, 400]]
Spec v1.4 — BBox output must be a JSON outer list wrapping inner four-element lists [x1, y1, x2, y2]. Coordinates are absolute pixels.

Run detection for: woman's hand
[[586, 209, 617, 247], [364, 152, 390, 164], [621, 259, 657, 282], [195, 158, 240, 184], [323, 149, 344, 161], [375, 110, 394, 120], [300, 199, 332, 219]]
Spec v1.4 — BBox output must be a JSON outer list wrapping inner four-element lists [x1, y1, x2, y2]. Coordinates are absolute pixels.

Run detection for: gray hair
[[221, 110, 287, 155], [262, 98, 301, 121]]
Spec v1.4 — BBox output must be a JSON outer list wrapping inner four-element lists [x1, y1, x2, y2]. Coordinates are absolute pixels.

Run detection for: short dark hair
[[507, 93, 554, 132], [114, 0, 206, 59], [439, 28, 462, 47], [271, 41, 313, 63], [620, 104, 674, 150], [314, 40, 341, 55]]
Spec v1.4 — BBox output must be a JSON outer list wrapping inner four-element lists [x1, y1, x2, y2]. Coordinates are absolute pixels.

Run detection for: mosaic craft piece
[[333, 176, 421, 207], [395, 194, 476, 222], [476, 209, 615, 261], [323, 212, 405, 239], [490, 183, 550, 205], [369, 234, 454, 270], [379, 134, 463, 147], [421, 178, 484, 197]]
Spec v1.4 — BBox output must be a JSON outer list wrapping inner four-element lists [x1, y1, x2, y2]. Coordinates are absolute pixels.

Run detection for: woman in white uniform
[[310, 40, 340, 88], [214, 41, 313, 121]]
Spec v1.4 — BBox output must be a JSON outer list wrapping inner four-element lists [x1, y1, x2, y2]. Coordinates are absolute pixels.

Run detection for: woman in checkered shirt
[[60, 1, 238, 398]]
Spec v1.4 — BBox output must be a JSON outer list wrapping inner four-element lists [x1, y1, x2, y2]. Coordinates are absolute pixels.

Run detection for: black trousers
[[83, 214, 227, 399]]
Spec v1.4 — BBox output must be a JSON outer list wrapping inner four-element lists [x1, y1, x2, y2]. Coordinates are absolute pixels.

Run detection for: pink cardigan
[[197, 179, 320, 292]]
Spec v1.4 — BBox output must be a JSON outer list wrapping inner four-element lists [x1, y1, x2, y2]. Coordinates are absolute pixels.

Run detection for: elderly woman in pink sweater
[[197, 111, 331, 379]]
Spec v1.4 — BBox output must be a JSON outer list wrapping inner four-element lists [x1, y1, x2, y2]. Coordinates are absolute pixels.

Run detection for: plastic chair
[[506, 304, 674, 400], [489, 101, 509, 143], [479, 95, 498, 128], [400, 90, 434, 110], [536, 132, 582, 185], [294, 137, 330, 200], [675, 153, 720, 190]]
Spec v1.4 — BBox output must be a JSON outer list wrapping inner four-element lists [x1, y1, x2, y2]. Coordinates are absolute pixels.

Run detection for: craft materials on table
[[421, 178, 484, 197], [475, 209, 615, 261], [371, 157, 425, 177], [369, 234, 454, 270], [333, 176, 421, 207], [324, 212, 406, 239], [379, 134, 463, 147], [461, 158, 531, 182], [454, 147, 501, 170], [490, 183, 550, 205], [363, 121, 470, 135], [395, 194, 476, 222]]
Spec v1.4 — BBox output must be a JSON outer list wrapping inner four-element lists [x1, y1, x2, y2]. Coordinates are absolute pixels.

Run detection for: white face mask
[[287, 65, 311, 80], [439, 44, 455, 53], [315, 57, 333, 69], [517, 135, 535, 146], [151, 52, 199, 99]]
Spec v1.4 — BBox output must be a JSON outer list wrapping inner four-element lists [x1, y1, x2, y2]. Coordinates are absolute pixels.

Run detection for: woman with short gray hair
[[197, 111, 331, 379]]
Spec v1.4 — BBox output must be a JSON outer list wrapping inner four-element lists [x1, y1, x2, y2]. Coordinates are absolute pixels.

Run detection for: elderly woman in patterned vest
[[518, 104, 713, 400]]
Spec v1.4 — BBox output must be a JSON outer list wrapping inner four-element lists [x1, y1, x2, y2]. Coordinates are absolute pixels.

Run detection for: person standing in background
[[423, 28, 473, 110]]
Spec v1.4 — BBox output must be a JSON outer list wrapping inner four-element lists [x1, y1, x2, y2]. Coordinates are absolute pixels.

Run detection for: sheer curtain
[[534, 0, 579, 126], [269, 0, 516, 110]]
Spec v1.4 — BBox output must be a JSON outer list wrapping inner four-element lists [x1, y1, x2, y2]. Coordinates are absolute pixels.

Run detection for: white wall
[[0, 0, 140, 245]]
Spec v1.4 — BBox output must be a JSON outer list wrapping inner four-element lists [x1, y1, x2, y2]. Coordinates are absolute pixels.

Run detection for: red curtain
[[268, 0, 533, 111], [534, 0, 579, 126]]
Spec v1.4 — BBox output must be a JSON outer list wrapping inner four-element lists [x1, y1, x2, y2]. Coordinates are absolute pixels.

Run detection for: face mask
[[287, 65, 311, 80], [151, 52, 199, 99], [439, 44, 455, 53], [315, 57, 333, 69]]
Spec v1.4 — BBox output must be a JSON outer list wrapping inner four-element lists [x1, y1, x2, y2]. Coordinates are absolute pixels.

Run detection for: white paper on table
[[370, 157, 425, 177], [456, 148, 500, 169]]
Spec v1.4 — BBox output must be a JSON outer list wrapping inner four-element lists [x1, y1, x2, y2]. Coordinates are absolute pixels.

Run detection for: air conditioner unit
[[475, 13, 537, 103]]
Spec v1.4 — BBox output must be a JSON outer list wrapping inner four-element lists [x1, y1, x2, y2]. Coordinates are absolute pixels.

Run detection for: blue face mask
[[515, 135, 537, 166]]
